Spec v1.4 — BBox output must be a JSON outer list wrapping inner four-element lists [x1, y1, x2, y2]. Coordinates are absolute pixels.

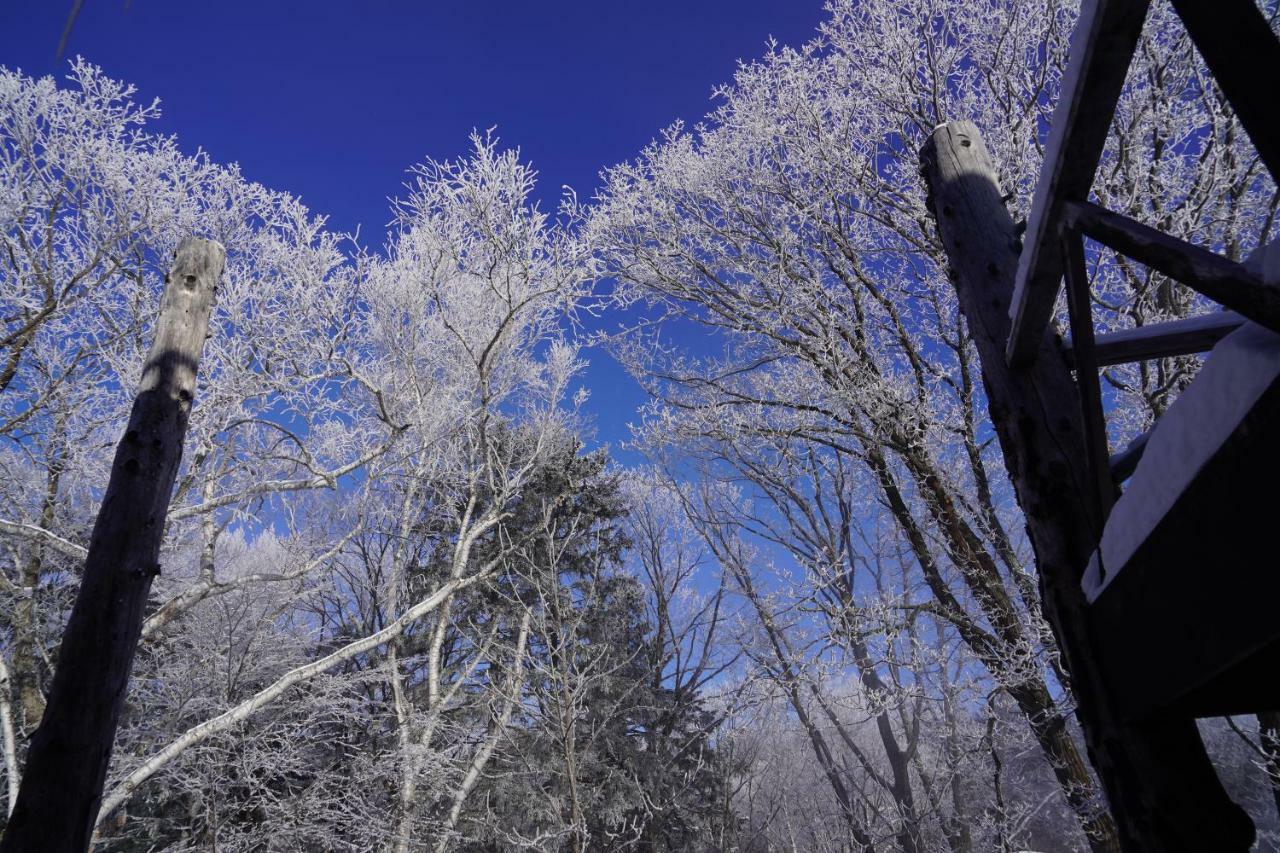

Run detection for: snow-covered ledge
[[1083, 320, 1280, 602], [1085, 241, 1280, 603]]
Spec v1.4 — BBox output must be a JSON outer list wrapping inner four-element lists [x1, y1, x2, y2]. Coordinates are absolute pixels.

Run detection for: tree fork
[[919, 122, 1252, 850], [1, 238, 225, 853]]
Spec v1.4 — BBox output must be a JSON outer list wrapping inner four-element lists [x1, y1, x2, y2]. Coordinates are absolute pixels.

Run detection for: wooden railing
[[1004, 0, 1280, 503], [1007, 0, 1280, 365]]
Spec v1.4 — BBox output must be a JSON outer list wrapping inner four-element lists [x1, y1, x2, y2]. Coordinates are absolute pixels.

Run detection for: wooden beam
[[1065, 200, 1280, 334], [1062, 228, 1116, 516], [1170, 0, 1280, 184], [1006, 0, 1151, 367], [1064, 311, 1245, 367], [0, 239, 224, 853], [1109, 429, 1151, 483], [922, 120, 1253, 851]]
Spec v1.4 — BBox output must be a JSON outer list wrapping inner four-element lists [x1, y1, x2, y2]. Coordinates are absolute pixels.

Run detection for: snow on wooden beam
[[1084, 323, 1280, 604], [1065, 200, 1280, 334], [1006, 0, 1151, 367], [1063, 311, 1245, 368], [1086, 334, 1280, 718], [1108, 428, 1151, 483]]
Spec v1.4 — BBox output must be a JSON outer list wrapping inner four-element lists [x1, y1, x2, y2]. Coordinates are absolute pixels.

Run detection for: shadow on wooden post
[[920, 121, 1253, 851], [0, 238, 225, 853]]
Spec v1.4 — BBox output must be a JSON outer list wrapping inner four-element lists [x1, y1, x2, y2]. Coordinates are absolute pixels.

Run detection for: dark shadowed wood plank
[[0, 238, 224, 853], [1065, 201, 1280, 333], [1065, 311, 1245, 368], [1091, 371, 1280, 720], [1089, 320, 1243, 365], [1062, 228, 1116, 516], [1006, 0, 1150, 367], [1170, 0, 1280, 183]]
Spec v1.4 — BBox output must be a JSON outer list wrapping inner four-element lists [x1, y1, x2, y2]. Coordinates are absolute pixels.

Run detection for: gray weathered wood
[[1065, 200, 1280, 333], [0, 238, 224, 853], [1065, 312, 1245, 368], [1006, 0, 1150, 367], [922, 121, 1253, 850]]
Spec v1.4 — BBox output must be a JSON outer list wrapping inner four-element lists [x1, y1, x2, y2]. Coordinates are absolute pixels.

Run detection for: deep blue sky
[[0, 1, 824, 455]]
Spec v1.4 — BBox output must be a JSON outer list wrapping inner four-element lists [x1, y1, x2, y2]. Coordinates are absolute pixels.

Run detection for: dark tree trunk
[[1, 238, 224, 853]]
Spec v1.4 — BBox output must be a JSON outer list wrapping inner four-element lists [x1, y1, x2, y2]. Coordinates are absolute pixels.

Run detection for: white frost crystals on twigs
[[6, 0, 1280, 841]]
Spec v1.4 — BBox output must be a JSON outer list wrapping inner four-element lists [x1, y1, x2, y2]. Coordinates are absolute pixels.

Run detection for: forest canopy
[[2, 1, 1279, 850]]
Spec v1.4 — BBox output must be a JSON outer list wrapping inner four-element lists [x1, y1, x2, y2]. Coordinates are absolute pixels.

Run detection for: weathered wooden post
[[920, 122, 1253, 850], [0, 238, 225, 852]]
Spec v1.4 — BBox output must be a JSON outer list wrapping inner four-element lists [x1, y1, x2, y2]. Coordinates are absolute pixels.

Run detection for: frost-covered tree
[[0, 60, 737, 852], [0, 60, 629, 850], [441, 452, 736, 853], [6, 0, 1280, 847], [0, 60, 393, 821], [584, 0, 1278, 849]]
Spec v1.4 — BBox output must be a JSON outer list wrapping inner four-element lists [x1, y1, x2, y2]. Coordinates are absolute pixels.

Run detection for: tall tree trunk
[[0, 657, 18, 816], [921, 121, 1253, 851], [9, 422, 65, 735], [940, 686, 973, 853], [433, 611, 531, 853], [727, 560, 873, 852], [862, 436, 1111, 849], [843, 638, 921, 853], [1006, 680, 1115, 846], [985, 701, 1011, 853], [0, 238, 224, 853]]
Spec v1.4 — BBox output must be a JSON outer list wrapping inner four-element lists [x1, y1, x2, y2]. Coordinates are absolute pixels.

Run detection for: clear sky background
[[0, 1, 824, 455]]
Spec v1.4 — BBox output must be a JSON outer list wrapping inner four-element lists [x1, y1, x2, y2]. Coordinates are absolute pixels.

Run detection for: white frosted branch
[[0, 518, 87, 561], [96, 568, 488, 827]]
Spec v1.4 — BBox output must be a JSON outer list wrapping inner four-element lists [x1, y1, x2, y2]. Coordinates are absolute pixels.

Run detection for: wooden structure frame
[[1007, 0, 1280, 721], [1008, 0, 1280, 724], [924, 1, 1280, 846], [1008, 0, 1280, 367]]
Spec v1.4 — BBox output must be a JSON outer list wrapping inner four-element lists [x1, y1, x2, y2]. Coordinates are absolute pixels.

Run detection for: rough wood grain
[[0, 238, 224, 853], [1006, 0, 1150, 367], [922, 121, 1253, 851]]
